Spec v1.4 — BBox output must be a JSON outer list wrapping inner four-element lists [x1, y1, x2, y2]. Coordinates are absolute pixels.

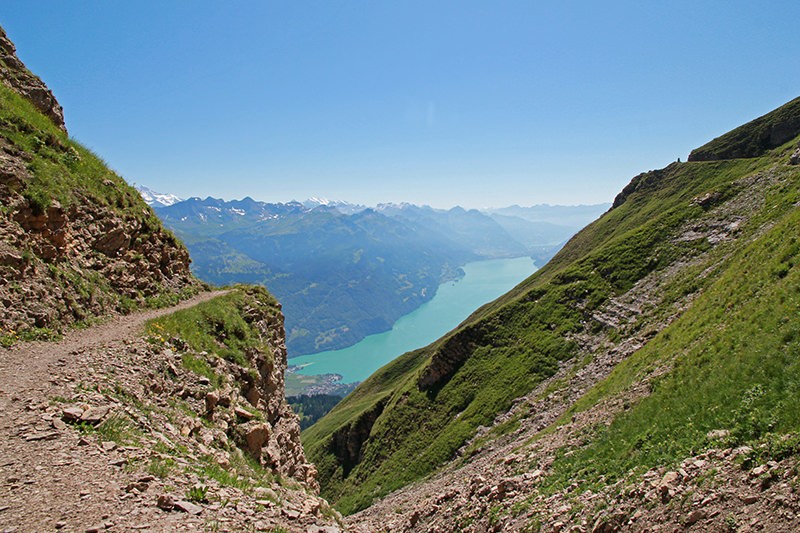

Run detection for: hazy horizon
[[137, 184, 612, 212]]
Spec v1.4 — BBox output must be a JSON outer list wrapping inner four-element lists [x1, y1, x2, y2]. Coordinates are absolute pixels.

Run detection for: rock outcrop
[[789, 142, 800, 165], [0, 26, 65, 131]]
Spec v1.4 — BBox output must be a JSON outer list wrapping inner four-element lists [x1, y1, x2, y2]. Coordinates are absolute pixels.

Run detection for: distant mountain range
[[137, 186, 608, 356]]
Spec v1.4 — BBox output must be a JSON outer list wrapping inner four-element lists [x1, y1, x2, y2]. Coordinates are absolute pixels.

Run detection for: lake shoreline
[[289, 256, 537, 385]]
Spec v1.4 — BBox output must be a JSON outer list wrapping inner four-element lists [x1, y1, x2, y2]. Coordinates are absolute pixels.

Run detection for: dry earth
[[0, 291, 341, 533]]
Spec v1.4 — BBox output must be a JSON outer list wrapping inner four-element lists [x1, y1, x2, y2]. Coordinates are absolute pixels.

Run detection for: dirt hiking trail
[[0, 291, 227, 532]]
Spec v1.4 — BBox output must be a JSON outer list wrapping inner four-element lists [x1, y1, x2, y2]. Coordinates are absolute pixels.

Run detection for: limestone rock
[[242, 422, 271, 459], [234, 405, 255, 420], [156, 494, 174, 511], [686, 509, 706, 525], [706, 429, 730, 440], [62, 406, 84, 421], [205, 391, 219, 414], [790, 146, 800, 165]]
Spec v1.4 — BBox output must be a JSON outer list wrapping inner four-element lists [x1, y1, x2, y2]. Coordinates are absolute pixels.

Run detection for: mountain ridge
[[303, 95, 800, 533]]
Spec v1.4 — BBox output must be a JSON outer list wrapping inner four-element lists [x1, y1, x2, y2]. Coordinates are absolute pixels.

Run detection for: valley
[[149, 196, 605, 362], [290, 256, 537, 383], [3, 11, 800, 533]]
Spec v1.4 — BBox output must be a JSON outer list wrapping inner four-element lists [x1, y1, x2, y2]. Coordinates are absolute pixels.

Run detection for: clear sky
[[2, 2, 799, 208]]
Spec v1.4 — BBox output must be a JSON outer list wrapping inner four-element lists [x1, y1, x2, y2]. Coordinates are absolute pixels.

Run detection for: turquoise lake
[[290, 256, 537, 383]]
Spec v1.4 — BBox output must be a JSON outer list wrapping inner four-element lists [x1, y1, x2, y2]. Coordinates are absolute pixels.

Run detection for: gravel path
[[0, 291, 228, 532]]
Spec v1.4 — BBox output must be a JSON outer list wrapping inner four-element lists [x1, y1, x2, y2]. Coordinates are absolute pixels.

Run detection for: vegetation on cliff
[[0, 28, 198, 343], [303, 96, 800, 515]]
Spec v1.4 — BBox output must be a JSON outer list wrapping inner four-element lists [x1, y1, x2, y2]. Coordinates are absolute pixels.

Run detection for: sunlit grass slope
[[303, 97, 800, 514]]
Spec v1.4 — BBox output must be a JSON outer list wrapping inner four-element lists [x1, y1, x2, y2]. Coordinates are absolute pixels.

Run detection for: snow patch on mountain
[[135, 185, 183, 208]]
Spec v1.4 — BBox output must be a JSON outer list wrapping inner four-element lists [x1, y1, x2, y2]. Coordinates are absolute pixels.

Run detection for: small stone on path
[[62, 406, 84, 421], [173, 500, 203, 515]]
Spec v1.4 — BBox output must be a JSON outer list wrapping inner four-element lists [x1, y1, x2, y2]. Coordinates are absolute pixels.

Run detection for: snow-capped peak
[[135, 185, 183, 208]]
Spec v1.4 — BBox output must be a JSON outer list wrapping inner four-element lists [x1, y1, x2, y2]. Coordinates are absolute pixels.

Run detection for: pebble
[[741, 494, 759, 504]]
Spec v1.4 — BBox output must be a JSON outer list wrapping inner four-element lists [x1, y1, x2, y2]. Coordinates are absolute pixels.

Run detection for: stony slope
[[0, 288, 341, 532], [307, 96, 800, 532]]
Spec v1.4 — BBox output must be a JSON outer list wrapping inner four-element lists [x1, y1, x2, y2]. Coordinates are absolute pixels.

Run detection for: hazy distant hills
[[485, 203, 610, 227], [142, 189, 608, 356]]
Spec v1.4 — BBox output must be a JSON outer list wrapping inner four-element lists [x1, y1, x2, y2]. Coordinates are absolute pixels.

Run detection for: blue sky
[[2, 2, 799, 208]]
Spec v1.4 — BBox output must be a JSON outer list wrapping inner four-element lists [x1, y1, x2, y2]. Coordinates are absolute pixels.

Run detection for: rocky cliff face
[[224, 287, 319, 488], [140, 287, 321, 493], [0, 27, 65, 131], [0, 25, 198, 341]]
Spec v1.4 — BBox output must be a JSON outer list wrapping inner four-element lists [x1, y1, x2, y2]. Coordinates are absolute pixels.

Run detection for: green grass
[[0, 84, 159, 224], [148, 457, 177, 479], [95, 414, 141, 446], [186, 485, 209, 503], [181, 353, 223, 387], [541, 199, 800, 492], [303, 110, 800, 513], [194, 450, 278, 494], [146, 285, 279, 369]]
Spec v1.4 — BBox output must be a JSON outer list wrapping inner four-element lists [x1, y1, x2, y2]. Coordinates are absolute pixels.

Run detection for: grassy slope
[[0, 85, 156, 223], [146, 285, 280, 371], [304, 99, 800, 514], [0, 83, 199, 342], [544, 161, 800, 490]]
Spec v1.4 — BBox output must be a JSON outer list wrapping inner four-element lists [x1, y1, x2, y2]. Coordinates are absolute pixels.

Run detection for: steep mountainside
[[306, 97, 800, 532], [0, 28, 340, 531], [0, 27, 65, 131], [0, 29, 199, 343]]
